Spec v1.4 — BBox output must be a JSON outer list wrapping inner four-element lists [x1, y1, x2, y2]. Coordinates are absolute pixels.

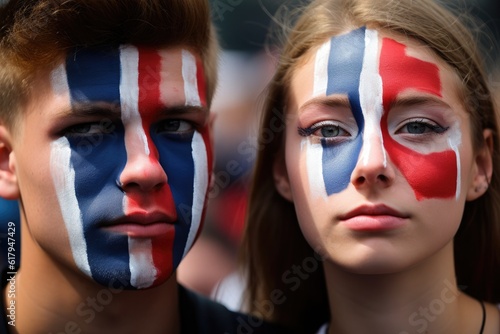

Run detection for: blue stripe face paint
[[322, 27, 366, 195], [154, 133, 195, 270], [49, 45, 211, 289], [66, 48, 122, 104], [59, 48, 131, 286]]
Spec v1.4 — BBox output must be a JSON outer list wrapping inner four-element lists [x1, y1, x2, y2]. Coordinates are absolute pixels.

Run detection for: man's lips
[[102, 212, 177, 237], [105, 212, 177, 226], [339, 204, 409, 232]]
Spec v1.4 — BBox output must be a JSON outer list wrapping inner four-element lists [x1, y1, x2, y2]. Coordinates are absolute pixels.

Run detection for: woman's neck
[[4, 235, 180, 334], [324, 242, 483, 334]]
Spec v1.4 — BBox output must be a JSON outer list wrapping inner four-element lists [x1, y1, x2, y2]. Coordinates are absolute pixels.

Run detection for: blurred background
[[1, 0, 499, 307]]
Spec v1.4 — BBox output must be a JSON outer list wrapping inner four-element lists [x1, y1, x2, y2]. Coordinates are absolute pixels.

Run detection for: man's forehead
[[48, 44, 206, 111], [65, 44, 188, 60], [62, 45, 186, 81]]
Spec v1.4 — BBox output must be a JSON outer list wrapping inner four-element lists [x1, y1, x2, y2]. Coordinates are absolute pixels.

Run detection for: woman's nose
[[350, 132, 395, 189]]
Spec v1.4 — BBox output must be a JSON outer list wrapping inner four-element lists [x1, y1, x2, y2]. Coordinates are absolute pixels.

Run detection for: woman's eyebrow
[[299, 96, 351, 113], [390, 96, 451, 110]]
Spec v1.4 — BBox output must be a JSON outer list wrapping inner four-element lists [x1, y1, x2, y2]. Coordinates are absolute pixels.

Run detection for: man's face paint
[[49, 45, 212, 289], [302, 27, 460, 201]]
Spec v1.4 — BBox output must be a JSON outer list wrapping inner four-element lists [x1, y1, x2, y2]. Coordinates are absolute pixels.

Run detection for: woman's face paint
[[47, 45, 212, 289], [296, 27, 461, 201], [284, 28, 477, 274]]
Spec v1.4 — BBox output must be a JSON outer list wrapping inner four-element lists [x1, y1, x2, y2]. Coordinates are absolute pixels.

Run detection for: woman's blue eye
[[320, 125, 341, 137], [406, 122, 427, 134], [298, 122, 350, 138], [401, 121, 447, 134]]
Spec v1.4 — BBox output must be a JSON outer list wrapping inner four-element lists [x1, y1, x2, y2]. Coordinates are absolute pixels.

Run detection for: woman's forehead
[[289, 27, 463, 111]]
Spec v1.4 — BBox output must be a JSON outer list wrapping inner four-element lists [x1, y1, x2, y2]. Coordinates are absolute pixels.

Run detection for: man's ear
[[273, 150, 293, 202], [0, 125, 19, 200], [466, 129, 494, 201]]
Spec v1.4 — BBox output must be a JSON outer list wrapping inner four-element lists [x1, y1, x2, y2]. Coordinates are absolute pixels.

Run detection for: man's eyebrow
[[55, 103, 121, 118], [161, 105, 209, 116], [55, 104, 208, 118], [390, 96, 451, 110], [299, 96, 351, 113]]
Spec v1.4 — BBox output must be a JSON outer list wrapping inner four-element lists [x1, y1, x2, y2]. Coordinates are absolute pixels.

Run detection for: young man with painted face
[[0, 1, 291, 333], [241, 0, 500, 333]]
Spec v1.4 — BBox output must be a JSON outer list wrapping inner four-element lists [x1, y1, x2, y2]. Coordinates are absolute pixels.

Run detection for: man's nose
[[119, 126, 167, 192]]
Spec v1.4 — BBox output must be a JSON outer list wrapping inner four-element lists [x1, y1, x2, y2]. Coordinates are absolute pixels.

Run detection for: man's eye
[[65, 123, 107, 136], [71, 124, 92, 134], [156, 120, 193, 134]]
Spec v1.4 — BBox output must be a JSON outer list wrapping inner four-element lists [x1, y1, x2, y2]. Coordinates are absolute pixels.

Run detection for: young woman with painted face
[[241, 0, 500, 333], [0, 0, 292, 333]]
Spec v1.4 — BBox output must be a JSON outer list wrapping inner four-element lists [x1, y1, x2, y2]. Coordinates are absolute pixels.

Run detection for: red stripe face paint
[[379, 38, 459, 200], [136, 47, 176, 286], [196, 58, 207, 107]]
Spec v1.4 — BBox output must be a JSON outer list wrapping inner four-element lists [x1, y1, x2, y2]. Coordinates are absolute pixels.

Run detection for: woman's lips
[[339, 204, 409, 232]]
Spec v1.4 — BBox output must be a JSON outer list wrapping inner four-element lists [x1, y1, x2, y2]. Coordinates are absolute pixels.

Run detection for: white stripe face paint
[[180, 48, 208, 257], [50, 137, 92, 278], [50, 65, 92, 278], [447, 123, 462, 200], [182, 131, 209, 257], [303, 138, 328, 199], [51, 64, 70, 95], [128, 238, 157, 289], [120, 45, 150, 156], [313, 40, 331, 98], [182, 49, 202, 107], [304, 39, 332, 200], [119, 45, 165, 287], [359, 29, 387, 168]]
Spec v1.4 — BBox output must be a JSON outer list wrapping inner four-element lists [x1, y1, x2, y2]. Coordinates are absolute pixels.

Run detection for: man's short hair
[[0, 0, 218, 128]]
